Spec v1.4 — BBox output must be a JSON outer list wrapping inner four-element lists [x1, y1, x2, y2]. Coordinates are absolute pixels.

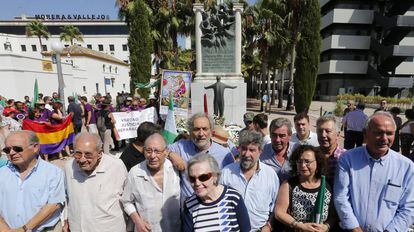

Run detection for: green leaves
[[59, 25, 84, 45]]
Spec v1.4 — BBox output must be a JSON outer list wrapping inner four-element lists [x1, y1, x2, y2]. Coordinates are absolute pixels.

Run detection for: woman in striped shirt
[[183, 153, 251, 232]]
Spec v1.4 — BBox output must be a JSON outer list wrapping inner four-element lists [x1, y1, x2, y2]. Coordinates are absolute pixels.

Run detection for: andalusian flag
[[22, 115, 75, 154], [33, 79, 39, 107], [311, 175, 326, 223], [163, 94, 177, 144]]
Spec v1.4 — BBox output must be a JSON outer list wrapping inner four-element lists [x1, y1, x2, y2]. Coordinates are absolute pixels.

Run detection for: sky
[[0, 0, 120, 20]]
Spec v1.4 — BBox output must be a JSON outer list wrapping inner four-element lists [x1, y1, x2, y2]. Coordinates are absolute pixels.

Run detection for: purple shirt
[[34, 109, 53, 122], [84, 103, 96, 124], [326, 145, 346, 185], [342, 109, 368, 132]]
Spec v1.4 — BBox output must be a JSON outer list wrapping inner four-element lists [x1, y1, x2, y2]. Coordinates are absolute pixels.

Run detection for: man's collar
[[363, 146, 390, 165]]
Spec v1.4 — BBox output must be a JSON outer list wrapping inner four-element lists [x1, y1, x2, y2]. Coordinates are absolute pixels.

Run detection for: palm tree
[[26, 20, 50, 51], [59, 25, 84, 45]]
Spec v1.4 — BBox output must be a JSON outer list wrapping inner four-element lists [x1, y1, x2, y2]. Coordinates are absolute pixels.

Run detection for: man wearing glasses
[[0, 131, 65, 232], [63, 132, 128, 232], [122, 133, 180, 232]]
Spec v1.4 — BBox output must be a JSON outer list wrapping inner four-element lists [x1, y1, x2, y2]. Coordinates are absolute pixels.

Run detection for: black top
[[67, 102, 83, 126], [119, 144, 145, 171]]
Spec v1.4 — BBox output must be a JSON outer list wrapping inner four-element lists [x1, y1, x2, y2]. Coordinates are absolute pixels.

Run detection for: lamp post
[[51, 41, 65, 109]]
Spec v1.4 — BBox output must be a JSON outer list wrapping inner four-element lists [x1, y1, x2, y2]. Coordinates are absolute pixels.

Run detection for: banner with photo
[[112, 107, 157, 140], [160, 70, 191, 118]]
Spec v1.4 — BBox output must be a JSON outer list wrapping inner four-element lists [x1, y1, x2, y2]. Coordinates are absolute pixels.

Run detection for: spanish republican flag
[[22, 115, 75, 154]]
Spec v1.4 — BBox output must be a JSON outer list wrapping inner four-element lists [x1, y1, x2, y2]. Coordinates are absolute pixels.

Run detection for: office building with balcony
[[318, 0, 414, 101]]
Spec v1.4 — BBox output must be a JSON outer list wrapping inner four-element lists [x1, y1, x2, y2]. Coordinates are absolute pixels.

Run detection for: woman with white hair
[[182, 153, 251, 232]]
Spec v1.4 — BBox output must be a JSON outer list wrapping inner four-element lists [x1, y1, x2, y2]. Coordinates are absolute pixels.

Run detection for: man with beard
[[168, 113, 234, 199], [260, 118, 296, 183], [221, 130, 279, 231]]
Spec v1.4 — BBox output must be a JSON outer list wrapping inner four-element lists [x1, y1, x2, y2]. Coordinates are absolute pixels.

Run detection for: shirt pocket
[[383, 184, 402, 208]]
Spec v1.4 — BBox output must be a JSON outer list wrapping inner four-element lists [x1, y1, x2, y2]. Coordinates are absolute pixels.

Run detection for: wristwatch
[[23, 225, 32, 232]]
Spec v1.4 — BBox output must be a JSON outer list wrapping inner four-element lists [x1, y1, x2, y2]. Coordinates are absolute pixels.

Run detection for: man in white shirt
[[290, 112, 318, 146], [63, 132, 128, 232], [122, 133, 181, 232]]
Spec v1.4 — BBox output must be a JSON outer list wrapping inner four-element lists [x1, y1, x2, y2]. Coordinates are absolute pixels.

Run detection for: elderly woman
[[183, 153, 251, 232], [275, 145, 337, 231]]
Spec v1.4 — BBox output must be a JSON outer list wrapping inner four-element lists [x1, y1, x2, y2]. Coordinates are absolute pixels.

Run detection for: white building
[[0, 15, 131, 100], [319, 1, 414, 100]]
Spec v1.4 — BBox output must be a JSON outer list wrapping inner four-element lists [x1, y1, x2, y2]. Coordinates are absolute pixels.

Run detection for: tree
[[285, 0, 307, 110], [128, 0, 152, 97], [293, 0, 321, 113], [26, 20, 50, 51], [59, 25, 84, 45]]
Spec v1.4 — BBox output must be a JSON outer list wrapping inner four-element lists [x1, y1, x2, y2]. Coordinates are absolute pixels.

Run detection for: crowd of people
[[0, 94, 414, 232]]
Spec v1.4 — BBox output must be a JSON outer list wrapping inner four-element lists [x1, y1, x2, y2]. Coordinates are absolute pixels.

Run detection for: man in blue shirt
[[168, 113, 234, 199], [221, 130, 279, 231], [334, 112, 414, 231], [0, 131, 65, 232], [260, 117, 296, 183]]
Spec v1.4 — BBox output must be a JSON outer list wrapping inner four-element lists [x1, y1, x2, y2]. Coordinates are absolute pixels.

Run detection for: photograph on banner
[[160, 70, 191, 118], [112, 107, 157, 140]]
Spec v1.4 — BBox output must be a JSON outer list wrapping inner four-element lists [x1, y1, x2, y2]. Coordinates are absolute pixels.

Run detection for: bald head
[[73, 132, 102, 152]]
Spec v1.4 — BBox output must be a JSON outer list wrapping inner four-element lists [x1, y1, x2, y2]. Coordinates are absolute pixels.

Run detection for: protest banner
[[160, 70, 191, 119], [112, 107, 157, 140]]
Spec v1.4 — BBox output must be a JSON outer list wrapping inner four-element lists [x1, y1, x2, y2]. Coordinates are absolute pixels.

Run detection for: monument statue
[[204, 76, 237, 117]]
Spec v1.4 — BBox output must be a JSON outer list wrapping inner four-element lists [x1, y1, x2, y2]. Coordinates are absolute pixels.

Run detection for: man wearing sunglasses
[[63, 132, 128, 232], [0, 131, 65, 232], [168, 113, 234, 200], [221, 130, 279, 231], [122, 133, 181, 232]]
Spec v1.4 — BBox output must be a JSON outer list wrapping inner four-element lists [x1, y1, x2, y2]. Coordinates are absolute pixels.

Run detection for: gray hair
[[269, 118, 293, 135], [187, 113, 215, 133], [187, 153, 221, 185], [316, 115, 339, 132], [364, 111, 396, 132], [6, 130, 39, 145], [73, 132, 103, 151], [238, 130, 264, 150], [144, 133, 167, 149]]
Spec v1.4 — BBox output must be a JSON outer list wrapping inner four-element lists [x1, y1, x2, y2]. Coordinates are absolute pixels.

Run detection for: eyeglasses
[[144, 148, 165, 155], [73, 151, 96, 159], [189, 173, 213, 183], [296, 160, 316, 166], [3, 144, 35, 154]]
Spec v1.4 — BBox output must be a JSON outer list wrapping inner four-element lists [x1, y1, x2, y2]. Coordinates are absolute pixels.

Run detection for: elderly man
[[260, 118, 296, 183], [342, 102, 368, 149], [63, 132, 127, 232], [168, 113, 234, 199], [122, 133, 181, 232], [334, 112, 414, 231], [375, 99, 388, 113], [221, 130, 279, 231], [316, 115, 346, 185], [0, 131, 65, 231], [290, 112, 319, 146]]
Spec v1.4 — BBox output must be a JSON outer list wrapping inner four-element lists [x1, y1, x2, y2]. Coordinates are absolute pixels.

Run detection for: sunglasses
[[73, 151, 96, 159], [189, 173, 213, 183], [3, 144, 34, 154]]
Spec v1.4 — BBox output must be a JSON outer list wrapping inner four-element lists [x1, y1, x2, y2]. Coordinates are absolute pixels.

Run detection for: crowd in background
[[0, 95, 414, 232]]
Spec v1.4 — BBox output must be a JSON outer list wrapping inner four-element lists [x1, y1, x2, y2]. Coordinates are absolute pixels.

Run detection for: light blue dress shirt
[[0, 159, 65, 231], [260, 142, 296, 183], [334, 146, 414, 231], [220, 162, 279, 231], [168, 139, 234, 199]]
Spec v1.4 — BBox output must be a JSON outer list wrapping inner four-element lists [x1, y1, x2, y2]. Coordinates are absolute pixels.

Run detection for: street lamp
[[51, 41, 65, 109]]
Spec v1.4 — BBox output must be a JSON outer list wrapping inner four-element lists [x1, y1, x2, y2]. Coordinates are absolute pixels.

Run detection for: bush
[[336, 94, 412, 110]]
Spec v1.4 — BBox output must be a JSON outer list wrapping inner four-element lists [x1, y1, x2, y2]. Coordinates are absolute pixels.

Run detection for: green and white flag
[[163, 94, 177, 144], [33, 79, 39, 107]]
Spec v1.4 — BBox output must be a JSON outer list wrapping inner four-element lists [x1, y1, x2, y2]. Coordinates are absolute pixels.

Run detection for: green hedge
[[336, 94, 412, 105]]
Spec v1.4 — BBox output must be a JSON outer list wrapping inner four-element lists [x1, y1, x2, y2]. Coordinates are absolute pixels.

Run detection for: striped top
[[183, 186, 251, 232]]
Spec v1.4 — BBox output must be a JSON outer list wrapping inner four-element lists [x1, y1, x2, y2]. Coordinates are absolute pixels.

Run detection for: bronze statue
[[204, 76, 237, 118]]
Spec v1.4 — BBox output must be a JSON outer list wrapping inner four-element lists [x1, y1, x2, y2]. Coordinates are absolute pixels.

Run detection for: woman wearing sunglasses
[[275, 145, 337, 231], [183, 153, 251, 232]]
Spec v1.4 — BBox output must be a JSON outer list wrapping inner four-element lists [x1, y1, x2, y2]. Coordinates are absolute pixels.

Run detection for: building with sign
[[318, 0, 414, 100], [0, 15, 131, 100]]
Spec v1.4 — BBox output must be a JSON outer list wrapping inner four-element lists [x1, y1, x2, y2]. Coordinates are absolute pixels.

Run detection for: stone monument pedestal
[[191, 76, 246, 126]]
